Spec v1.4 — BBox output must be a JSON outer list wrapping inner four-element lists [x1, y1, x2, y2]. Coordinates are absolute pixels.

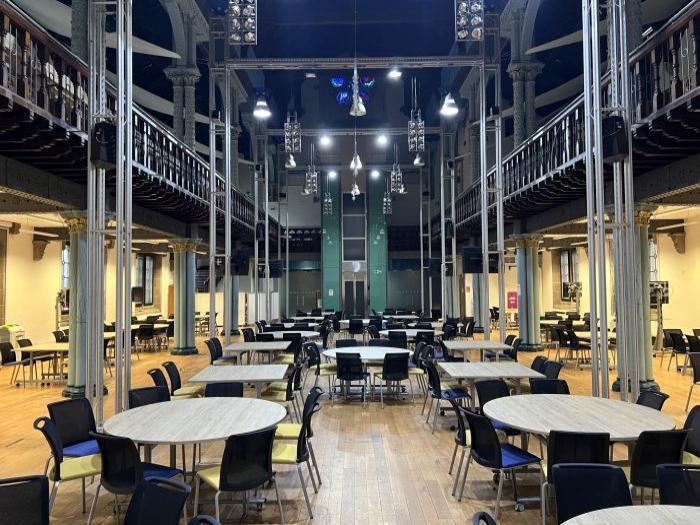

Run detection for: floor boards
[[0, 335, 695, 524]]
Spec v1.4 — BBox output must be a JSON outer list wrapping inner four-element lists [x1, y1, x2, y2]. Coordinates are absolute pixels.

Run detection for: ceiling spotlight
[[371, 169, 380, 180], [305, 72, 317, 79], [285, 154, 297, 169], [319, 135, 332, 148], [349, 153, 363, 171], [376, 134, 389, 147], [253, 96, 271, 120], [413, 153, 425, 167], [328, 170, 338, 180], [387, 67, 402, 80], [440, 93, 459, 117]]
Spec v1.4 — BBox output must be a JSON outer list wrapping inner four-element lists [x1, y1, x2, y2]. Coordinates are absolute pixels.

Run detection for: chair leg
[[48, 480, 60, 513], [458, 454, 472, 501], [82, 477, 86, 513], [448, 443, 458, 475], [86, 483, 101, 525], [193, 475, 201, 516], [431, 399, 440, 434], [297, 464, 314, 519], [452, 448, 466, 497], [494, 468, 505, 520], [273, 477, 285, 525], [541, 481, 548, 525], [307, 459, 318, 493], [421, 390, 430, 416], [214, 490, 221, 522], [380, 378, 384, 409], [309, 441, 322, 486], [425, 397, 433, 423], [686, 384, 695, 412]]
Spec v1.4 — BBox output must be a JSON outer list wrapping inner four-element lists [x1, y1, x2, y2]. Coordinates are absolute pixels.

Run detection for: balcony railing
[[0, 0, 265, 231], [455, 1, 700, 228]]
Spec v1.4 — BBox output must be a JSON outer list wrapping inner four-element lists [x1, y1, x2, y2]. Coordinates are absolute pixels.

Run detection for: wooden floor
[[0, 335, 696, 525]]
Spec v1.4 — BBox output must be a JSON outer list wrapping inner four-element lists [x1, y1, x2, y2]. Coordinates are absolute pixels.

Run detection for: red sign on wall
[[507, 291, 518, 310]]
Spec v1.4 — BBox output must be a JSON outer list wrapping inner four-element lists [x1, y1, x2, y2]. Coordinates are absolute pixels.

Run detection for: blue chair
[[423, 360, 470, 434], [47, 398, 99, 458], [552, 464, 632, 524], [459, 409, 542, 519]]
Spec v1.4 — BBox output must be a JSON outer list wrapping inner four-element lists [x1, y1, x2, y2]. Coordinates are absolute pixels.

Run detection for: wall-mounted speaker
[[602, 115, 628, 163], [90, 121, 116, 169]]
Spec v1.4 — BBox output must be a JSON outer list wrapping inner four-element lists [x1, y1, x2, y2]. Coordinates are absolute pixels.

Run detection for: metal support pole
[[495, 67, 506, 341], [419, 167, 425, 314], [450, 143, 459, 318], [265, 147, 271, 321], [253, 140, 259, 323], [479, 64, 490, 341], [427, 149, 433, 313], [207, 40, 217, 340], [223, 70, 232, 344], [285, 173, 290, 317], [439, 132, 447, 320]]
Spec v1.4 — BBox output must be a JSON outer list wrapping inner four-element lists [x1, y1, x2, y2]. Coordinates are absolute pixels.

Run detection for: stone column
[[524, 63, 543, 136], [165, 68, 185, 141], [171, 240, 198, 355], [183, 69, 201, 149], [634, 208, 657, 391], [71, 0, 88, 60], [514, 234, 543, 351], [508, 64, 527, 146], [63, 215, 88, 398]]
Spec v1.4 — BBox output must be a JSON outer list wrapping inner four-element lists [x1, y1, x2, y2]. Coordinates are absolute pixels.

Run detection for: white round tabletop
[[562, 505, 700, 525], [323, 346, 411, 363], [103, 398, 287, 445], [339, 319, 384, 327], [379, 329, 444, 338], [268, 330, 320, 340], [484, 395, 676, 442]]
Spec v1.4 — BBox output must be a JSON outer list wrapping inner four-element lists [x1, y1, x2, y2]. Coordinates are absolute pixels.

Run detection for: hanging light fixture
[[408, 78, 425, 155], [253, 95, 271, 120], [302, 143, 318, 196], [440, 93, 459, 117], [455, 1, 484, 42], [229, 0, 258, 45], [390, 143, 406, 195], [323, 191, 333, 216], [285, 153, 297, 169], [284, 112, 301, 152], [413, 152, 425, 167]]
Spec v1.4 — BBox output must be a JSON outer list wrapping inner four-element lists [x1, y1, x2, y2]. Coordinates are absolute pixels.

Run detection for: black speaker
[[91, 121, 117, 169], [445, 219, 454, 240], [462, 246, 498, 273], [602, 115, 628, 163], [255, 222, 265, 239]]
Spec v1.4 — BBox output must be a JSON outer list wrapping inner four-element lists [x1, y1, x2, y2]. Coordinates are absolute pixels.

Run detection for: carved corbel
[[32, 237, 49, 261], [668, 232, 685, 254]]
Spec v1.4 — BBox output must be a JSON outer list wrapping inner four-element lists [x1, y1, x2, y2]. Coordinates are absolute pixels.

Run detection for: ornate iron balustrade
[[455, 1, 700, 229], [0, 0, 266, 233]]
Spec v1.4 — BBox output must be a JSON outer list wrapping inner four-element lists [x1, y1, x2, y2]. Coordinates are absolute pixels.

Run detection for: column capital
[[164, 66, 201, 85], [171, 239, 200, 253], [511, 234, 542, 249], [61, 212, 88, 234], [634, 204, 657, 226], [507, 61, 543, 81]]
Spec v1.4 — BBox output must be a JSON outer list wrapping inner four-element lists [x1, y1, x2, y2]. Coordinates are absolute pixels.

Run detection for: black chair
[[188, 517, 221, 525], [204, 382, 244, 398], [136, 324, 157, 352], [368, 338, 393, 347], [628, 430, 688, 502], [683, 405, 700, 462], [474, 379, 520, 437], [387, 330, 408, 349], [0, 341, 30, 386], [415, 331, 435, 346], [366, 325, 380, 339], [543, 360, 563, 379], [193, 428, 283, 523], [657, 464, 700, 506], [668, 331, 690, 372], [53, 330, 68, 343], [485, 338, 521, 362], [565, 329, 590, 369], [256, 333, 274, 342], [415, 322, 433, 330], [241, 327, 256, 342], [333, 353, 369, 406], [87, 432, 183, 524], [385, 322, 404, 330], [445, 398, 471, 497], [531, 356, 548, 374], [47, 398, 99, 458], [685, 352, 700, 412], [636, 390, 669, 411], [458, 409, 542, 518], [0, 475, 50, 525], [552, 464, 632, 524], [128, 386, 170, 408], [163, 361, 202, 398], [423, 360, 470, 434], [373, 352, 411, 408], [123, 478, 190, 525], [204, 338, 235, 366], [541, 431, 611, 523], [472, 512, 497, 525], [335, 339, 358, 348], [348, 319, 365, 339], [529, 378, 570, 394]]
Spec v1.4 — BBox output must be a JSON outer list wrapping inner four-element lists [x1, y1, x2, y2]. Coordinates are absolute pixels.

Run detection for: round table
[[104, 398, 287, 446], [379, 329, 444, 339], [484, 395, 676, 442], [323, 346, 411, 364], [339, 319, 385, 328], [562, 505, 700, 524], [268, 330, 320, 340]]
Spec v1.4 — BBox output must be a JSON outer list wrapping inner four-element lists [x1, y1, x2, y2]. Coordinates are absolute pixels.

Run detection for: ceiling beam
[[217, 56, 496, 70], [264, 127, 442, 137]]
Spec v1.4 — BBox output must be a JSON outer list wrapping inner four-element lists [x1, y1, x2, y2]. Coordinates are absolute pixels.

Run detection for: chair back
[[366, 325, 380, 339], [442, 324, 456, 341], [348, 319, 364, 334], [305, 342, 321, 370], [669, 331, 688, 352], [17, 338, 32, 348], [52, 330, 68, 343], [123, 478, 190, 525], [137, 324, 155, 339], [0, 342, 16, 365], [503, 334, 515, 345], [241, 328, 256, 342], [629, 430, 688, 488], [162, 362, 182, 394], [335, 339, 357, 348], [381, 352, 409, 381], [531, 356, 548, 373], [545, 430, 610, 482], [147, 368, 169, 390], [128, 386, 170, 408], [465, 320, 475, 337], [543, 360, 563, 379], [686, 334, 700, 353], [415, 331, 434, 345], [47, 398, 96, 448], [416, 322, 433, 330], [301, 387, 325, 438], [683, 405, 700, 458], [388, 331, 407, 349], [423, 359, 442, 396], [635, 390, 669, 410], [471, 512, 496, 525], [204, 382, 244, 398], [218, 428, 276, 492], [687, 352, 700, 384], [368, 338, 392, 347], [462, 409, 502, 469], [320, 322, 331, 349], [657, 464, 700, 506], [336, 353, 365, 381], [0, 475, 49, 525], [474, 379, 510, 412], [92, 432, 144, 494], [33, 418, 65, 478], [446, 398, 468, 447], [256, 333, 274, 342], [552, 464, 632, 524], [529, 378, 570, 394]]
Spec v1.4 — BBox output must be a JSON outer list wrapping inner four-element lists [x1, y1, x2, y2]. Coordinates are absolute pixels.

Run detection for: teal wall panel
[[368, 175, 387, 312], [322, 176, 341, 310]]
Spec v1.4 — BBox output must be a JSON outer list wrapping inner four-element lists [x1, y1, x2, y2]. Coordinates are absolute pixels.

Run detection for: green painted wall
[[321, 176, 341, 310], [368, 175, 388, 312]]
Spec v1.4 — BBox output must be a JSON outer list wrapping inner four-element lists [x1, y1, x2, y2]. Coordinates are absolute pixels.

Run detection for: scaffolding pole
[[207, 34, 218, 340], [494, 67, 506, 341], [419, 167, 425, 314], [223, 69, 232, 344], [439, 132, 447, 320], [450, 141, 459, 318], [265, 146, 271, 321], [479, 64, 491, 341]]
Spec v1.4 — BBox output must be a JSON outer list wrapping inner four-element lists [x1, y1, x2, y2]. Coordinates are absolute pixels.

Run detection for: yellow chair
[[261, 364, 303, 422], [163, 361, 205, 397], [34, 417, 101, 514]]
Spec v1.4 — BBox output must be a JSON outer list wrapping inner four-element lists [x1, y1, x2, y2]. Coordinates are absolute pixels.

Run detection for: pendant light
[[440, 93, 459, 117], [253, 95, 271, 120], [285, 154, 296, 169]]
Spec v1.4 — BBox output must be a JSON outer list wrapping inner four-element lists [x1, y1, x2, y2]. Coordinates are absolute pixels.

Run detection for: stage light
[[319, 135, 332, 148], [371, 169, 380, 180], [253, 96, 271, 120], [413, 153, 425, 167], [285, 154, 297, 169], [383, 192, 392, 215], [376, 134, 389, 147], [440, 93, 459, 117], [229, 0, 257, 45], [408, 109, 425, 152], [455, 0, 484, 42], [284, 112, 301, 153], [328, 170, 338, 179], [387, 67, 402, 80], [349, 153, 363, 171]]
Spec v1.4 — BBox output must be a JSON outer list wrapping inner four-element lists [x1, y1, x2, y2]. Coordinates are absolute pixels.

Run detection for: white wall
[[5, 231, 62, 341]]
